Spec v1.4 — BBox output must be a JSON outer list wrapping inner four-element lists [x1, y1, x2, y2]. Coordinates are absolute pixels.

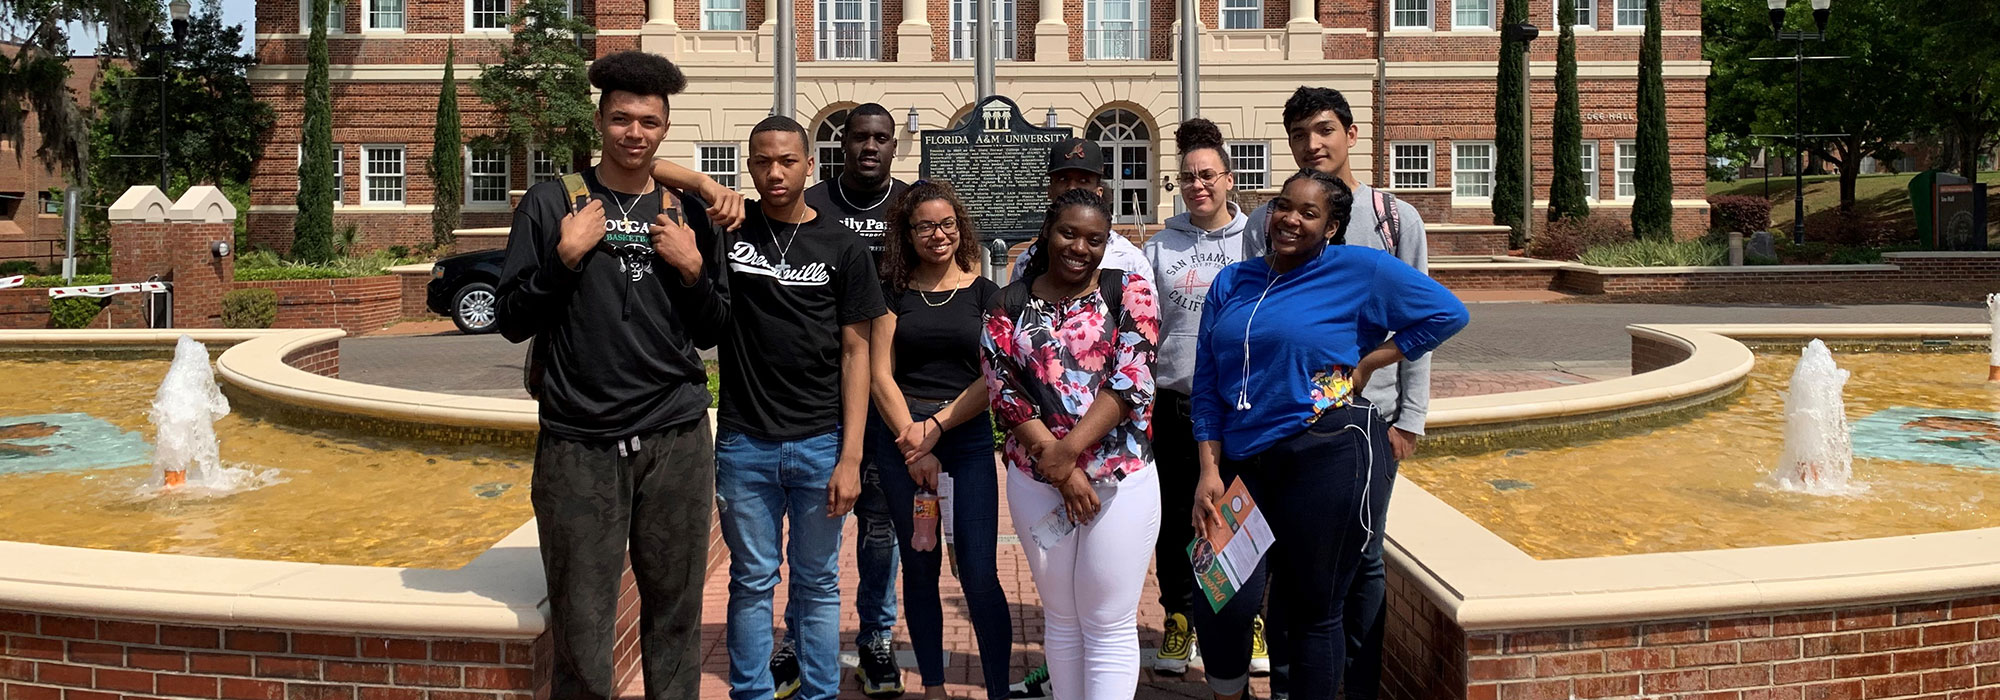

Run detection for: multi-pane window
[[1452, 142, 1494, 199], [1614, 140, 1637, 199], [368, 0, 403, 29], [1612, 0, 1643, 27], [40, 192, 61, 214], [1085, 0, 1148, 59], [950, 0, 1018, 59], [1559, 0, 1594, 27], [1392, 0, 1431, 28], [815, 110, 848, 184], [301, 0, 345, 32], [702, 0, 744, 29], [1225, 142, 1268, 190], [1221, 0, 1260, 29], [530, 150, 561, 185], [467, 149, 509, 204], [699, 145, 740, 190], [469, 0, 508, 29], [297, 144, 344, 204], [364, 146, 406, 205], [1580, 141, 1599, 201], [817, 0, 882, 60], [1453, 0, 1490, 28], [1391, 142, 1434, 188]]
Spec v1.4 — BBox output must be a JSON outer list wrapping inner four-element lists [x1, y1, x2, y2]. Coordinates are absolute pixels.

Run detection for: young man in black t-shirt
[[494, 51, 726, 700], [791, 102, 909, 698], [714, 115, 885, 700]]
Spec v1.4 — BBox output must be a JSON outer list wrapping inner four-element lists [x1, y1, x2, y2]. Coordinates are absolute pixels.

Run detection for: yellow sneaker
[[1154, 612, 1196, 675], [1250, 615, 1271, 676]]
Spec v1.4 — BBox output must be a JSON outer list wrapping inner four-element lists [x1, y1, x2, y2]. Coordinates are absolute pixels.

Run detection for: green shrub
[[221, 288, 279, 328], [48, 297, 106, 329], [1577, 239, 1727, 267], [0, 260, 38, 276], [1707, 195, 1773, 236], [21, 274, 112, 288], [233, 249, 420, 281], [1528, 216, 1633, 261]]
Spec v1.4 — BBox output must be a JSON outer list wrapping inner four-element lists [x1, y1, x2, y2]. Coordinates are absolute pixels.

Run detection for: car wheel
[[452, 282, 500, 335]]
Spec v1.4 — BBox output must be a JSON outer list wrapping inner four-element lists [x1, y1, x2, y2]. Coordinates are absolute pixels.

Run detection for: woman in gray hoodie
[[1141, 118, 1264, 685]]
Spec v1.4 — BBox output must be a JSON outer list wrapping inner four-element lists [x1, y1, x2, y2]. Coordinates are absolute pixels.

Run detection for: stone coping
[[215, 329, 540, 432], [1425, 323, 1754, 429], [1881, 250, 2000, 259], [386, 263, 436, 275], [1393, 322, 2000, 633]]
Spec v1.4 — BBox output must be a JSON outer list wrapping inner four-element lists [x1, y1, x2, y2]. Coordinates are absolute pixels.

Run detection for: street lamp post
[[112, 0, 191, 190], [1767, 0, 1831, 246], [1502, 22, 1539, 246]]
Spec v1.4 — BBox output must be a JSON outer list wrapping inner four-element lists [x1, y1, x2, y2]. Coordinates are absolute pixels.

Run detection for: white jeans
[[1008, 465, 1162, 700]]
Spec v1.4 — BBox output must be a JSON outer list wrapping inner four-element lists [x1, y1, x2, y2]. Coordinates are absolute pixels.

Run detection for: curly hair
[[1174, 118, 1225, 159], [880, 180, 982, 293], [1022, 188, 1116, 281], [587, 51, 687, 110], [1282, 168, 1355, 246]]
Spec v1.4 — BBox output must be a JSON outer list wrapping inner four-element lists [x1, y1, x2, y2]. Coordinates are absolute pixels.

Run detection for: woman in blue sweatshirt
[[1190, 169, 1468, 700]]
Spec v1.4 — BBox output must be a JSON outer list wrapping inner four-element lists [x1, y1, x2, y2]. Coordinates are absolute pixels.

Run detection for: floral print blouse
[[980, 272, 1161, 483]]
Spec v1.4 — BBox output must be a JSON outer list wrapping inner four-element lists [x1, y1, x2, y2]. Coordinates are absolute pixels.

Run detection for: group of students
[[496, 48, 1470, 700]]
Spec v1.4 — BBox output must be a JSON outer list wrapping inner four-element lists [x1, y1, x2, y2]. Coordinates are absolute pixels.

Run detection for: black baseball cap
[[1047, 137, 1104, 176]]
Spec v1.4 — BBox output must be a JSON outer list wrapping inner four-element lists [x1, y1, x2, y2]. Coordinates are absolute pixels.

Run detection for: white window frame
[[365, 0, 404, 30], [702, 0, 745, 30], [530, 149, 561, 185], [1452, 0, 1491, 29], [1391, 0, 1432, 30], [1580, 140, 1599, 202], [466, 0, 509, 31], [297, 143, 345, 206], [466, 147, 510, 206], [1391, 141, 1434, 188], [1084, 0, 1149, 60], [1220, 0, 1261, 29], [1556, 0, 1594, 29], [301, 0, 345, 32], [816, 0, 882, 60], [1225, 141, 1269, 190], [698, 144, 740, 190], [1614, 140, 1637, 200], [1612, 0, 1643, 28], [1452, 141, 1494, 201], [362, 145, 406, 206], [950, 0, 1019, 59]]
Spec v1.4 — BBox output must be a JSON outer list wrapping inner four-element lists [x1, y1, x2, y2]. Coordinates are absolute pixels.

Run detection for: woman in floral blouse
[[980, 188, 1161, 700]]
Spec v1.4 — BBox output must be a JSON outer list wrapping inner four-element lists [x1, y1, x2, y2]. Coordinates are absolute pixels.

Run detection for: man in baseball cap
[[1004, 137, 1155, 287]]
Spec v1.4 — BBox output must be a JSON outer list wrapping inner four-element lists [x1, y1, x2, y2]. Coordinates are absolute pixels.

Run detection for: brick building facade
[[246, 0, 1709, 253], [0, 45, 105, 266]]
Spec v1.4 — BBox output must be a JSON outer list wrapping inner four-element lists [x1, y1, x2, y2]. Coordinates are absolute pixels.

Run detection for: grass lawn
[[1706, 170, 2000, 233]]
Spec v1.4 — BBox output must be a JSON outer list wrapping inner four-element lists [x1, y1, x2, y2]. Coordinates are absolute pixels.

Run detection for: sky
[[4, 0, 258, 55]]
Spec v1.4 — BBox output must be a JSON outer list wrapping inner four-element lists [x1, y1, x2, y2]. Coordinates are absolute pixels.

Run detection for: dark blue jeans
[[867, 400, 1013, 700], [1189, 403, 1393, 700]]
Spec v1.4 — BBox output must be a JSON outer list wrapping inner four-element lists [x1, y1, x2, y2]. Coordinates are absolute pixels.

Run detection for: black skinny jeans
[[1189, 403, 1394, 700], [1152, 390, 1201, 618], [866, 400, 1014, 700]]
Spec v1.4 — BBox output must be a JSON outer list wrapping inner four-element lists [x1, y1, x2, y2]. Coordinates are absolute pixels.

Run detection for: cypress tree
[[430, 43, 464, 251], [291, 0, 337, 263], [1492, 0, 1529, 246], [1631, 0, 1673, 239], [1548, 0, 1589, 222]]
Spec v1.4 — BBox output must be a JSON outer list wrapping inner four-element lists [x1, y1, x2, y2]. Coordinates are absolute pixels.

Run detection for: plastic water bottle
[[912, 491, 941, 552]]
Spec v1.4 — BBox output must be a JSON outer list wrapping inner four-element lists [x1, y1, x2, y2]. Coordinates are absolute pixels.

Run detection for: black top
[[884, 276, 1001, 402], [495, 170, 728, 440], [717, 204, 887, 441], [803, 178, 908, 265]]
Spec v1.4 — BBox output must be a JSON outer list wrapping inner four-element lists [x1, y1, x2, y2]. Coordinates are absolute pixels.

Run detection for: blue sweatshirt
[[1191, 244, 1469, 460]]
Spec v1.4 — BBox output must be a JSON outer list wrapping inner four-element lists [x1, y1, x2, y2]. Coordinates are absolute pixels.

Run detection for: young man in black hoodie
[[495, 50, 726, 700]]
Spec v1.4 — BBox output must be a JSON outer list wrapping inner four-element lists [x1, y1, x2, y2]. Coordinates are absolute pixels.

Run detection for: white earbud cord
[[1237, 269, 1283, 411]]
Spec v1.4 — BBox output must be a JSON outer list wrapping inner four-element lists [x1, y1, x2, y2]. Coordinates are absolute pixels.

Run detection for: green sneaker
[[1008, 664, 1051, 698]]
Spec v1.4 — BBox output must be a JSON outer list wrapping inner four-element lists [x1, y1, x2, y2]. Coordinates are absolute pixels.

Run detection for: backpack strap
[[997, 268, 1126, 321], [561, 172, 591, 212], [1372, 188, 1400, 255]]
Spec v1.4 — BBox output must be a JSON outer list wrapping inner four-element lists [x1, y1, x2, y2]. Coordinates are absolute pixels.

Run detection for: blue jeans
[[715, 429, 847, 700], [783, 455, 900, 648], [868, 401, 1013, 699]]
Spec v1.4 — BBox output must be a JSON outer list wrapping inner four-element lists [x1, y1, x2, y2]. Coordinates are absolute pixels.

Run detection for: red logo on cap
[[1067, 143, 1087, 160]]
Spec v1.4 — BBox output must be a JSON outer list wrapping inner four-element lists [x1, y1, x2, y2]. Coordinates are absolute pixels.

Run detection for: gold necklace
[[914, 269, 964, 307]]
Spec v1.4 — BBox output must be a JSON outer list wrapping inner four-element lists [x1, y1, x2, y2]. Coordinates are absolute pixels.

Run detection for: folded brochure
[[1189, 476, 1274, 612]]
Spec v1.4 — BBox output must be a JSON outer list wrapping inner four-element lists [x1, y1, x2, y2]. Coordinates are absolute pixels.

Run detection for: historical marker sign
[[1935, 183, 1989, 251], [919, 96, 1073, 240]]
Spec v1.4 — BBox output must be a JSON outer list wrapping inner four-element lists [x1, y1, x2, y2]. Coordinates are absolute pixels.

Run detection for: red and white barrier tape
[[0, 275, 21, 290], [47, 281, 169, 299]]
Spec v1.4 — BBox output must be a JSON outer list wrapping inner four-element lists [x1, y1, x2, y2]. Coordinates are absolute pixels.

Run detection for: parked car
[[426, 249, 508, 334]]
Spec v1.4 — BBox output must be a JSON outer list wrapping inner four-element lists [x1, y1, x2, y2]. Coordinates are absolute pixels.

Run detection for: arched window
[[815, 109, 849, 184], [1085, 109, 1154, 225]]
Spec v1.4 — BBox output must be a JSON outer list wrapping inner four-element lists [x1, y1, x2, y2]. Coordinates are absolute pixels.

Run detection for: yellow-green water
[[0, 358, 535, 569], [1403, 351, 2000, 560]]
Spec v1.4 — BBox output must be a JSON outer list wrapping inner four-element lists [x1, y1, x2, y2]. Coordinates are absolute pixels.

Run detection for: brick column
[[164, 186, 239, 328], [105, 186, 176, 329]]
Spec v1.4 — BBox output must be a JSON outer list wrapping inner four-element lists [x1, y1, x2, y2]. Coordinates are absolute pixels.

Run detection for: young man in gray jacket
[[1244, 86, 1433, 700]]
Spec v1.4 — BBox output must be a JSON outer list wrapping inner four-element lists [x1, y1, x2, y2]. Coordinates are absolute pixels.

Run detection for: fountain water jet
[[1773, 339, 1861, 495], [145, 335, 278, 496]]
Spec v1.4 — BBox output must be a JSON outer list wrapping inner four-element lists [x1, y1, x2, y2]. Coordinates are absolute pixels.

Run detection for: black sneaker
[[770, 640, 801, 699], [854, 634, 905, 699], [1008, 664, 1051, 698]]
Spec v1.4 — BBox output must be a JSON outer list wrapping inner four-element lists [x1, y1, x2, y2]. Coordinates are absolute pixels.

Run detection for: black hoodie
[[496, 170, 728, 440]]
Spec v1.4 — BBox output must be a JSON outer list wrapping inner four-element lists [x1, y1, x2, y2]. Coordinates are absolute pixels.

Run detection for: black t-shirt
[[803, 178, 908, 265], [883, 275, 1000, 402], [717, 204, 888, 440], [495, 170, 728, 440]]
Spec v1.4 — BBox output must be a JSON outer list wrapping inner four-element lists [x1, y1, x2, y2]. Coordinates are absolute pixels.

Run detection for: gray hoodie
[[1145, 202, 1255, 395], [1247, 182, 1434, 435]]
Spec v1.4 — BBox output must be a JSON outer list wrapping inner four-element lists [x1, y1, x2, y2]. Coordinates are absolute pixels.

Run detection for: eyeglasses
[[912, 218, 960, 236], [1175, 169, 1230, 187]]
